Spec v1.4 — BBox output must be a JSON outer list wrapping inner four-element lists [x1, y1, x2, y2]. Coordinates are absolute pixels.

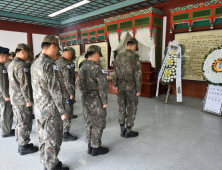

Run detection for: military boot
[[51, 161, 69, 170], [120, 124, 126, 137], [72, 115, 77, 119], [63, 132, 77, 142], [2, 129, 15, 138], [18, 143, 33, 153], [88, 144, 92, 154], [91, 147, 109, 156], [19, 143, 38, 155], [125, 126, 139, 138]]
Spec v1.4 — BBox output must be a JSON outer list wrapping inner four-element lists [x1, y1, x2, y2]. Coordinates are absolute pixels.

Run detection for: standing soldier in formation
[[4, 51, 15, 70], [67, 49, 77, 118], [55, 46, 77, 142], [8, 43, 38, 155], [0, 47, 14, 138], [31, 35, 69, 170], [113, 38, 142, 138], [76, 45, 109, 156]]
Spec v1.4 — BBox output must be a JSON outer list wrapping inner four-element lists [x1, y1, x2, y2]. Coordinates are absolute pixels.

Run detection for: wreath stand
[[165, 83, 183, 104]]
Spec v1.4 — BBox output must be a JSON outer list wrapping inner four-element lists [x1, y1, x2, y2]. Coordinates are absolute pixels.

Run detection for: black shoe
[[120, 129, 126, 137], [91, 147, 109, 156], [2, 129, 15, 138], [125, 131, 139, 138], [18, 143, 34, 153], [63, 132, 77, 142], [19, 144, 38, 155], [88, 144, 92, 154], [52, 161, 69, 170], [72, 115, 77, 119]]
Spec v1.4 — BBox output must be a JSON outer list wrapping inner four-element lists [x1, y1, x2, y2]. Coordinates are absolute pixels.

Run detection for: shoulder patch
[[53, 65, 59, 70], [3, 70, 7, 73], [24, 68, 28, 72], [71, 64, 75, 67], [67, 65, 71, 69]]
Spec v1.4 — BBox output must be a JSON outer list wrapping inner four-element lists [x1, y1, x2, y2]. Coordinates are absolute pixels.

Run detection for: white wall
[[32, 33, 47, 57], [0, 30, 27, 52], [32, 34, 59, 57]]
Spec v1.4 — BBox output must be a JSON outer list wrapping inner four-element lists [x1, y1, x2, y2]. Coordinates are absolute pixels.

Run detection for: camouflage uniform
[[113, 39, 142, 131], [4, 51, 15, 70], [31, 35, 66, 170], [76, 45, 109, 148], [0, 48, 13, 136], [4, 59, 12, 70], [8, 44, 33, 146], [55, 53, 75, 133]]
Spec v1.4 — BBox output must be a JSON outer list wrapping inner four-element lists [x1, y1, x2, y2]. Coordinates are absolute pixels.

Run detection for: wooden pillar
[[27, 32, 33, 49]]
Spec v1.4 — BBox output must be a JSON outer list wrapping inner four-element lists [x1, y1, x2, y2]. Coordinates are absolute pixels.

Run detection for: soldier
[[113, 38, 142, 138], [4, 51, 15, 70], [67, 49, 77, 118], [55, 46, 77, 142], [76, 45, 109, 156], [31, 35, 69, 170], [0, 47, 14, 138], [8, 43, 38, 155]]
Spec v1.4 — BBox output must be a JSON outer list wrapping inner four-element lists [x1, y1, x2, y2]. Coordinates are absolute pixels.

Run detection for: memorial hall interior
[[1, 0, 222, 170]]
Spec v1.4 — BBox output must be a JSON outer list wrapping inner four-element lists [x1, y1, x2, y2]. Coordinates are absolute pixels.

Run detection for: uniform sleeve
[[16, 65, 33, 103], [134, 55, 142, 93], [45, 64, 66, 115], [76, 75, 82, 93], [96, 67, 109, 105], [0, 68, 3, 97], [2, 69, 10, 98], [73, 65, 76, 88], [57, 70, 69, 101], [58, 62, 75, 96], [112, 61, 118, 87]]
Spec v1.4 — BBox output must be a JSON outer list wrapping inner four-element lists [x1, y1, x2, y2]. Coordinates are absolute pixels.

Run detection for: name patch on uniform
[[67, 65, 71, 69], [71, 64, 75, 67], [24, 68, 28, 72], [53, 65, 59, 70], [3, 70, 7, 73]]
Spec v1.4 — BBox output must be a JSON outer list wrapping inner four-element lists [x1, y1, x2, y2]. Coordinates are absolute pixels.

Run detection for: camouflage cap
[[42, 35, 61, 50], [128, 38, 139, 51], [86, 45, 103, 57], [9, 51, 15, 56], [15, 43, 33, 58], [64, 46, 75, 56]]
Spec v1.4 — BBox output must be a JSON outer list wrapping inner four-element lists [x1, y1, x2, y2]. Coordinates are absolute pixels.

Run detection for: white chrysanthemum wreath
[[203, 47, 222, 85]]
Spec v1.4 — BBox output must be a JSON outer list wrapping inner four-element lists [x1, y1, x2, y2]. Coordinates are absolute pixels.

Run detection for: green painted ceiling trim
[[0, 11, 61, 24], [61, 0, 147, 25]]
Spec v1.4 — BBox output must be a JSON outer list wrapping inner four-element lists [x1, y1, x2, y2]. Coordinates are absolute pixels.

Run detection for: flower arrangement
[[202, 46, 222, 85], [161, 50, 178, 84]]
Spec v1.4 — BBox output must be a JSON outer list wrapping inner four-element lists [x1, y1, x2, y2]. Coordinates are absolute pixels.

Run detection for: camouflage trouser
[[70, 99, 74, 115], [117, 89, 138, 128], [13, 105, 32, 146], [36, 115, 63, 170], [82, 92, 107, 148], [63, 103, 72, 132], [0, 101, 13, 135]]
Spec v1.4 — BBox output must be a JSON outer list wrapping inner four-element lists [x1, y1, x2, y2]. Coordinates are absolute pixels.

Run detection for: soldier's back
[[115, 49, 138, 81], [78, 60, 100, 91], [8, 57, 31, 106], [31, 54, 61, 118]]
